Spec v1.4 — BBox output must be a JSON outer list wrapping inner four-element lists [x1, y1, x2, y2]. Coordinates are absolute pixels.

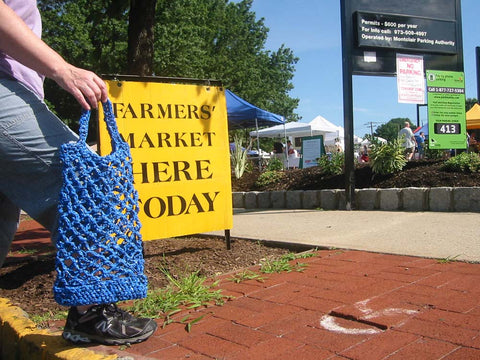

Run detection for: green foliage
[[38, 0, 300, 138], [374, 118, 414, 143], [266, 156, 284, 171], [259, 253, 311, 274], [425, 147, 444, 160], [153, 0, 299, 120], [440, 152, 480, 173], [369, 139, 407, 175], [127, 250, 317, 328], [317, 152, 344, 175], [229, 270, 265, 283], [230, 252, 316, 283], [39, 0, 129, 132], [437, 254, 461, 264], [231, 134, 250, 179], [362, 134, 383, 146], [255, 170, 285, 188], [466, 98, 478, 112], [31, 310, 68, 328], [8, 247, 37, 255], [129, 268, 227, 325], [244, 158, 254, 173]]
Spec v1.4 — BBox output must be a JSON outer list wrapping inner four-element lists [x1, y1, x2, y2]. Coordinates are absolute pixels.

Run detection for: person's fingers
[[85, 80, 102, 109], [92, 75, 108, 103], [57, 67, 107, 110], [70, 87, 91, 110], [73, 82, 97, 110]]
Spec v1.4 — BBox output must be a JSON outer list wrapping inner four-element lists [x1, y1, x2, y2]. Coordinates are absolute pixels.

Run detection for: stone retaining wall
[[233, 187, 480, 212]]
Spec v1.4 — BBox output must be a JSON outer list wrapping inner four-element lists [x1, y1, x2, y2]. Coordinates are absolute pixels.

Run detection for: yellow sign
[[99, 79, 232, 240]]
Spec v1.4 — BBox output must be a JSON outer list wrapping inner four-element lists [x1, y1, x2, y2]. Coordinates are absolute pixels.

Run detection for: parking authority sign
[[427, 70, 466, 150], [99, 79, 233, 241]]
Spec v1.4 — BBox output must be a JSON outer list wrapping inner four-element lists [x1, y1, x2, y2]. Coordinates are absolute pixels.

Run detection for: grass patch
[[31, 310, 68, 328], [128, 267, 229, 331], [126, 250, 317, 330], [229, 269, 266, 283], [437, 254, 461, 264], [9, 247, 38, 255], [260, 252, 315, 274]]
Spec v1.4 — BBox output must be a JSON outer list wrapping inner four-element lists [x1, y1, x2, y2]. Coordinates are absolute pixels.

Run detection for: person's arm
[[0, 2, 107, 109]]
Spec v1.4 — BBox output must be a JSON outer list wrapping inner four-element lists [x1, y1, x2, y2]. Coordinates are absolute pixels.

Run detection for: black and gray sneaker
[[62, 303, 157, 345]]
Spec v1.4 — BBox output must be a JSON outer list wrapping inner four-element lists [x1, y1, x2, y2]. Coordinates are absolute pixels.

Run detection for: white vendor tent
[[324, 128, 364, 149], [361, 136, 387, 145], [324, 126, 344, 145], [354, 135, 364, 144], [308, 115, 340, 134], [250, 115, 339, 139], [250, 115, 366, 153]]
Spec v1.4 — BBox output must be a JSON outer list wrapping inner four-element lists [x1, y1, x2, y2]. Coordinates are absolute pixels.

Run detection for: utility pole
[[364, 121, 381, 136]]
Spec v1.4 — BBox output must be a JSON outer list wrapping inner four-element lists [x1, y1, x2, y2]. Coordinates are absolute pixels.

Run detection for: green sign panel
[[427, 70, 466, 149]]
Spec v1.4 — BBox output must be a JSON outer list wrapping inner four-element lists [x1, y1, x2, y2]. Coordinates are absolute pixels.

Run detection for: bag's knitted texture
[[53, 100, 147, 306]]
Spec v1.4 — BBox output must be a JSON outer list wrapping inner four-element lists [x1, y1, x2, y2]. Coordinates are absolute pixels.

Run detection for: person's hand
[[51, 64, 108, 110]]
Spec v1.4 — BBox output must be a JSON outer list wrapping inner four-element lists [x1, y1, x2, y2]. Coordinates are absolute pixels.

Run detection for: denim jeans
[[0, 77, 78, 266]]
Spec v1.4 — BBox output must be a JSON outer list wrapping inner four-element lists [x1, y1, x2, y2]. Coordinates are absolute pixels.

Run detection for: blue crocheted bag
[[53, 100, 147, 306]]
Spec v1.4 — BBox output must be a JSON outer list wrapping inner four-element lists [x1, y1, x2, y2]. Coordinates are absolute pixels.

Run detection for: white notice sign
[[396, 54, 425, 104], [300, 135, 324, 169]]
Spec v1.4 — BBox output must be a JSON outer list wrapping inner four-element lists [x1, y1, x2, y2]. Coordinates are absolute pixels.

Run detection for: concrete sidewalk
[[207, 209, 480, 263]]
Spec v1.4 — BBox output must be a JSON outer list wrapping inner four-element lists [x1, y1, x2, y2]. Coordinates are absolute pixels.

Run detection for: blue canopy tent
[[225, 90, 286, 164], [414, 123, 428, 136], [225, 89, 285, 129]]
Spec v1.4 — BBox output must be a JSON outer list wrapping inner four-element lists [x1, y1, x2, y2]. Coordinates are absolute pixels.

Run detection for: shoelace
[[101, 303, 132, 321]]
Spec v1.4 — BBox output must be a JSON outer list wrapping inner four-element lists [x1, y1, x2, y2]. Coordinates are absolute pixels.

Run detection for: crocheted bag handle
[[78, 100, 123, 150]]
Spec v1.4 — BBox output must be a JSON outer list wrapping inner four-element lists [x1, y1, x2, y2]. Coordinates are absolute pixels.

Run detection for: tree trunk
[[127, 0, 157, 76]]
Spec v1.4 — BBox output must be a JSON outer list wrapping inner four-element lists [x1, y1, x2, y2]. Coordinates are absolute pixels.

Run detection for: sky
[[242, 0, 480, 137]]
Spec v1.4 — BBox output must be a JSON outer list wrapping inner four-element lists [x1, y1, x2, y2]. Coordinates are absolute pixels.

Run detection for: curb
[[0, 298, 116, 360], [233, 186, 480, 212]]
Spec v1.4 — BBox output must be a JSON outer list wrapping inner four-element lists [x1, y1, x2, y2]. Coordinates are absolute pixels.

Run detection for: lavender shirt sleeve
[[0, 0, 45, 99]]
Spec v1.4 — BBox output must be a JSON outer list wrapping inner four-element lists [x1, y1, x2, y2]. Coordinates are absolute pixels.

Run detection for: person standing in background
[[286, 140, 295, 155], [415, 131, 425, 159], [398, 122, 416, 161]]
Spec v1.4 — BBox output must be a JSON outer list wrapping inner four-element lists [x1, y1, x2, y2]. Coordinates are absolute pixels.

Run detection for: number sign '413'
[[427, 70, 466, 150], [434, 123, 461, 135]]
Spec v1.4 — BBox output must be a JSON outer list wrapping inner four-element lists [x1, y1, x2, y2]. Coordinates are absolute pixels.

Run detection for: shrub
[[425, 148, 445, 160], [266, 156, 284, 171], [255, 170, 285, 188], [317, 152, 344, 175], [440, 152, 480, 173], [369, 139, 407, 175]]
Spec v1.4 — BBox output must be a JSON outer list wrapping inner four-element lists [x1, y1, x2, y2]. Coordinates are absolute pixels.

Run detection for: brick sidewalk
[[3, 222, 480, 359], [85, 249, 480, 359], [6, 218, 54, 263]]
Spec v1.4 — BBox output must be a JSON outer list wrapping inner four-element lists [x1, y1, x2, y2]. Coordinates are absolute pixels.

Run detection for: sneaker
[[62, 303, 157, 345]]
